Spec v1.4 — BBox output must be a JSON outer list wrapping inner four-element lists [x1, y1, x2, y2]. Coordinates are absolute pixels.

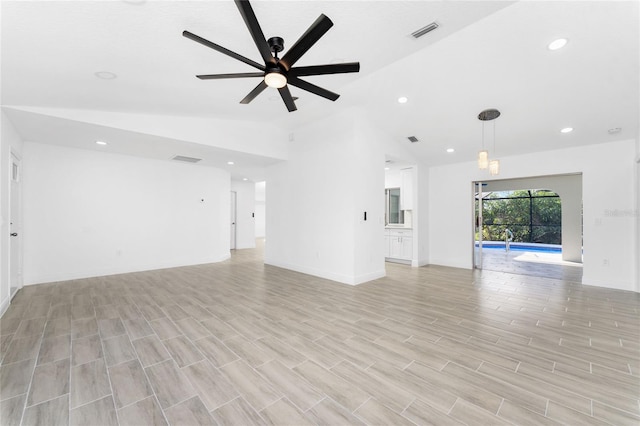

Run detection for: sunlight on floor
[[513, 251, 583, 267]]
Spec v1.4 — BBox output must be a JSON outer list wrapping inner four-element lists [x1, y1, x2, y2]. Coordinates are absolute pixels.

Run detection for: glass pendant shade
[[489, 159, 500, 176], [478, 150, 489, 169]]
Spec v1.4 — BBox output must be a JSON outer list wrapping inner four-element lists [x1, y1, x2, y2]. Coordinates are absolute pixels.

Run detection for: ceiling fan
[[183, 0, 360, 112]]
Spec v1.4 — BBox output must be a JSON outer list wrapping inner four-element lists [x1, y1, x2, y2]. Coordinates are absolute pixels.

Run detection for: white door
[[230, 191, 237, 250], [9, 154, 22, 298]]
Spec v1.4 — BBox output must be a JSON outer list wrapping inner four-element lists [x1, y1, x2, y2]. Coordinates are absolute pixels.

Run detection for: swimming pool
[[476, 242, 562, 253]]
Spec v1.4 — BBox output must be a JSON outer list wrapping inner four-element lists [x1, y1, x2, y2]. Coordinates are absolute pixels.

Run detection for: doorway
[[9, 153, 22, 299], [230, 191, 237, 250], [473, 174, 583, 282]]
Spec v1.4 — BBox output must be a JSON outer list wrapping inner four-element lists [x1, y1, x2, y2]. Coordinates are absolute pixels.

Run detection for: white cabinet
[[385, 228, 413, 262], [384, 234, 390, 258], [400, 167, 414, 211]]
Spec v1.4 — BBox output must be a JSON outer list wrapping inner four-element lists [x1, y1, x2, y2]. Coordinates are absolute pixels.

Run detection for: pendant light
[[489, 119, 500, 175], [478, 109, 501, 175], [489, 159, 500, 175], [477, 115, 488, 169], [478, 150, 489, 169]]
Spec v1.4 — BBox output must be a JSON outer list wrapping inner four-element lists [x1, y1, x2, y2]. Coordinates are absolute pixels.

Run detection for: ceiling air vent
[[407, 136, 419, 143], [411, 21, 439, 39], [172, 155, 202, 163]]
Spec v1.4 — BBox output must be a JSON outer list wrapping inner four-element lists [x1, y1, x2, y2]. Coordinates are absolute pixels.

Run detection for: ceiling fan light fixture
[[264, 71, 287, 89], [548, 38, 568, 51]]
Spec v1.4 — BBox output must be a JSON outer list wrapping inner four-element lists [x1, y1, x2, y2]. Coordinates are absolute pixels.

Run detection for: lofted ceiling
[[2, 1, 638, 180]]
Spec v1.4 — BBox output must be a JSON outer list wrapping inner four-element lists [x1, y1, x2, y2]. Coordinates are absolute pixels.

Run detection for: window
[[477, 189, 561, 244], [385, 188, 404, 225]]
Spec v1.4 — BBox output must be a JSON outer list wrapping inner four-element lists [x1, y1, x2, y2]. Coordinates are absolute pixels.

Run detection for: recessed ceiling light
[[95, 141, 108, 145], [397, 96, 408, 104], [242, 178, 248, 181], [94, 71, 117, 80], [227, 161, 234, 165], [446, 148, 455, 153], [560, 127, 573, 133], [548, 38, 568, 51], [384, 167, 390, 171]]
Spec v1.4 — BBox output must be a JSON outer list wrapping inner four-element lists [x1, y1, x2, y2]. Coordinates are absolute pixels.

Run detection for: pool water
[[476, 243, 562, 253]]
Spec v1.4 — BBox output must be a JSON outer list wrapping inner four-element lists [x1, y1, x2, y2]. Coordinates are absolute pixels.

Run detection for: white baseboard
[[581, 276, 637, 293], [0, 296, 10, 317], [264, 260, 384, 286], [354, 270, 386, 285], [24, 254, 231, 286]]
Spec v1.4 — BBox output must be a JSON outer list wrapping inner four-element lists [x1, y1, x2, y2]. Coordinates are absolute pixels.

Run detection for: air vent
[[407, 136, 419, 143], [411, 21, 439, 39], [172, 155, 202, 163]]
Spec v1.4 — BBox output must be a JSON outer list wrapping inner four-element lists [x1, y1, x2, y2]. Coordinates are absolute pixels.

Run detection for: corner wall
[[265, 111, 360, 284], [255, 181, 266, 238], [22, 142, 231, 284], [1, 112, 24, 315], [429, 139, 637, 292], [265, 108, 410, 285]]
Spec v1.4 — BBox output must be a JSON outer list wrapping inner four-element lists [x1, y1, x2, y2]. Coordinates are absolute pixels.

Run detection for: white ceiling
[[2, 1, 638, 179]]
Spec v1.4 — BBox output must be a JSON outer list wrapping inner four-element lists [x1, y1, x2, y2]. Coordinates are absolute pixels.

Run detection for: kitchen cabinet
[[384, 234, 390, 258], [385, 228, 412, 262]]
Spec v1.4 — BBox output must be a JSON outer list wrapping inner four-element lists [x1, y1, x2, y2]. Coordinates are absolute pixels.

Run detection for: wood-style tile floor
[[1, 241, 639, 425]]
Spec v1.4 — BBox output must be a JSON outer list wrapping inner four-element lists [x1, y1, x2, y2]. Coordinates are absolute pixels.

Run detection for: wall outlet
[[602, 258, 609, 266]]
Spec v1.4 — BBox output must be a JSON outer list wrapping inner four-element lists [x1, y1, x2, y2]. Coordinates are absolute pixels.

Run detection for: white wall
[[385, 169, 402, 188], [636, 134, 640, 292], [414, 164, 429, 267], [266, 108, 413, 285], [1, 112, 24, 315], [429, 139, 637, 292], [255, 181, 266, 238], [266, 111, 359, 284], [230, 180, 256, 249], [22, 142, 231, 284], [352, 117, 387, 282]]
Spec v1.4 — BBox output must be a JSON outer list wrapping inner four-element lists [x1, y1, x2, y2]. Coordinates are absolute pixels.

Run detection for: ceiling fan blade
[[183, 31, 264, 71], [280, 14, 333, 71], [288, 76, 339, 101], [278, 86, 297, 112], [240, 80, 268, 104], [290, 62, 360, 77], [234, 0, 277, 66], [197, 72, 264, 80]]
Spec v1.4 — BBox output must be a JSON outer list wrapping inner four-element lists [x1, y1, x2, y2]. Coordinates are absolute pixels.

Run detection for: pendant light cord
[[492, 120, 496, 155]]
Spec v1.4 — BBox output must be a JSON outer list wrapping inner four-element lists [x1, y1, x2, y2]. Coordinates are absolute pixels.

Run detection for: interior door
[[9, 154, 22, 298], [230, 191, 237, 250]]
